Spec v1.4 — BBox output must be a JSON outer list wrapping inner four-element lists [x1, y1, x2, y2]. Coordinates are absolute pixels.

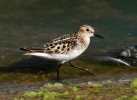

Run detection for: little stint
[[20, 24, 104, 81]]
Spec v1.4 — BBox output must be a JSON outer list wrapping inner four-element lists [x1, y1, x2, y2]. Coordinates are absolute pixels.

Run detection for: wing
[[20, 33, 78, 54], [43, 33, 78, 54]]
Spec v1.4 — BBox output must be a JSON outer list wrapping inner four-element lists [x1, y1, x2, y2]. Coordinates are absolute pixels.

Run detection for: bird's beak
[[94, 33, 104, 39]]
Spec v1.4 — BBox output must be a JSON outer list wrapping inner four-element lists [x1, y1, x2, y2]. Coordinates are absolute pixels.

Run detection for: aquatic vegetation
[[131, 95, 137, 100], [23, 90, 69, 100], [21, 83, 69, 100], [72, 87, 79, 92], [75, 95, 83, 100], [44, 91, 69, 100], [43, 92, 55, 100], [23, 91, 37, 99], [53, 91, 69, 99], [14, 98, 23, 100], [114, 95, 130, 100], [130, 78, 137, 89], [43, 83, 63, 90], [37, 91, 44, 98], [115, 95, 137, 100]]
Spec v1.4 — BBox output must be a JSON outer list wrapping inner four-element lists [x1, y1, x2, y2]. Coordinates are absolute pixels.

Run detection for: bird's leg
[[57, 63, 62, 82], [69, 61, 95, 74]]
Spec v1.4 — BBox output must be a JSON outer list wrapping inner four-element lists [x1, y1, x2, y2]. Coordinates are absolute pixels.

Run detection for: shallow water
[[0, 0, 137, 82]]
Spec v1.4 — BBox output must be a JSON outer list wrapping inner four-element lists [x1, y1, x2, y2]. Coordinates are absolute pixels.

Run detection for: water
[[0, 0, 137, 70]]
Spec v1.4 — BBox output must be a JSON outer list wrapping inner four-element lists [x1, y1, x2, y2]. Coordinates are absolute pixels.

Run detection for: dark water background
[[0, 0, 137, 68]]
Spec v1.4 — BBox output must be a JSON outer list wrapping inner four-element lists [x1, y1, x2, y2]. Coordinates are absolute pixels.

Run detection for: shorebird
[[20, 24, 104, 81]]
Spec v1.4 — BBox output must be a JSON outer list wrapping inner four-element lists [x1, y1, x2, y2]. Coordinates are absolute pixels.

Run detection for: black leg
[[69, 61, 95, 74], [57, 63, 62, 82]]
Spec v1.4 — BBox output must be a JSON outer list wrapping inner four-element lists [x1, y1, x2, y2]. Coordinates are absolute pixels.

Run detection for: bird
[[20, 24, 104, 82]]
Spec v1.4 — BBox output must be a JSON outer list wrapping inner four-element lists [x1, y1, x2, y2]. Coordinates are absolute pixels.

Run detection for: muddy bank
[[0, 72, 137, 100], [1, 72, 137, 92]]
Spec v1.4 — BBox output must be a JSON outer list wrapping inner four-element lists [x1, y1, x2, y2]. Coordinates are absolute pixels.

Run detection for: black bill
[[94, 33, 104, 39]]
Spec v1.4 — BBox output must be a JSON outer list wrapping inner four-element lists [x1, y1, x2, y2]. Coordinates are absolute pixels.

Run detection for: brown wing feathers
[[20, 33, 78, 54]]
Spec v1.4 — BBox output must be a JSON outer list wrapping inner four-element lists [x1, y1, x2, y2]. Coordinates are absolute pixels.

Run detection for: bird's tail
[[20, 48, 31, 51], [20, 47, 45, 54]]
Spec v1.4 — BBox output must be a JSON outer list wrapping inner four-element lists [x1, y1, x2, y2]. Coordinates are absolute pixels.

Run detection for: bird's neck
[[78, 33, 90, 46]]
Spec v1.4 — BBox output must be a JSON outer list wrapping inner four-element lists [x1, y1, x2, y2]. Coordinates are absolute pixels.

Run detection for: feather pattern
[[20, 33, 85, 54]]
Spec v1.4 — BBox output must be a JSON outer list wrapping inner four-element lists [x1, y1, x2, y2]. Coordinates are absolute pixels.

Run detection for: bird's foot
[[84, 68, 97, 74]]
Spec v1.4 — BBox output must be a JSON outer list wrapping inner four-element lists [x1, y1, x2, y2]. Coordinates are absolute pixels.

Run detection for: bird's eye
[[86, 29, 89, 31]]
